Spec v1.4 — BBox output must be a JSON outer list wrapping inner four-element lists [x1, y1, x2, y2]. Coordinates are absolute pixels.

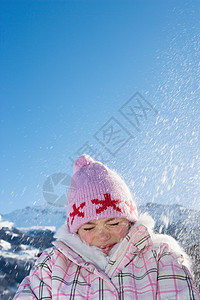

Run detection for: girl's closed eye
[[109, 222, 119, 226], [83, 227, 95, 231]]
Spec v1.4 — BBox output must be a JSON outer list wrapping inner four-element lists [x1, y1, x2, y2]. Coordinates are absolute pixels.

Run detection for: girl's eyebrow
[[106, 218, 117, 223], [84, 222, 96, 225]]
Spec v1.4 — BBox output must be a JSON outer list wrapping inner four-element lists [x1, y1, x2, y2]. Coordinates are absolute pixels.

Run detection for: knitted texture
[[67, 154, 138, 233]]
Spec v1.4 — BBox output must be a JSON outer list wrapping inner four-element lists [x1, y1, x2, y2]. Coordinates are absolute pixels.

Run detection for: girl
[[14, 154, 200, 299]]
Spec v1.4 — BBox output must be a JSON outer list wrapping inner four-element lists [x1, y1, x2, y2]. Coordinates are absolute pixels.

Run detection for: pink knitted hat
[[67, 154, 138, 233]]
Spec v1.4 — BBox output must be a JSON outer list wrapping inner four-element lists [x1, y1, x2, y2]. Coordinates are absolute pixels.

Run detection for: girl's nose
[[97, 228, 110, 241]]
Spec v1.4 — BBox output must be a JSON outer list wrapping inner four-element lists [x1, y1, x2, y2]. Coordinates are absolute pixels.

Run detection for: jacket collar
[[105, 223, 152, 277]]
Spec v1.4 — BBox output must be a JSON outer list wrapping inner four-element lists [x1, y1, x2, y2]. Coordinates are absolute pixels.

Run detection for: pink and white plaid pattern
[[14, 224, 200, 299]]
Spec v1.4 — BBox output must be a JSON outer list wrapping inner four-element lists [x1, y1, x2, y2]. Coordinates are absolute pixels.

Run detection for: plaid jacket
[[14, 223, 200, 299]]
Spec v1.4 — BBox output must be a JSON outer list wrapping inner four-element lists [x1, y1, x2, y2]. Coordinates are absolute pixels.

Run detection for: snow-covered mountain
[[138, 202, 200, 247], [2, 202, 200, 246], [1, 202, 200, 299], [0, 217, 55, 299], [139, 202, 200, 228], [2, 205, 66, 229]]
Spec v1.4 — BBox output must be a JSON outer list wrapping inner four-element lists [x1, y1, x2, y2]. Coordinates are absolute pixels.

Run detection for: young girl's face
[[78, 218, 130, 255]]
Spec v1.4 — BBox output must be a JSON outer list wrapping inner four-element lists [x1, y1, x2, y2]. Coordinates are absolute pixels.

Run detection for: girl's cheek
[[79, 231, 94, 245], [79, 232, 88, 243], [113, 225, 129, 239]]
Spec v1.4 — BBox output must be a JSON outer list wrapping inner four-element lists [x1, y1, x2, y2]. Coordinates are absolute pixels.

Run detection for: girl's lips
[[98, 243, 116, 254]]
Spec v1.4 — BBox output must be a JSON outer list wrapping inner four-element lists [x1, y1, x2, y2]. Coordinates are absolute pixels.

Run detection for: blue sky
[[1, 0, 200, 214]]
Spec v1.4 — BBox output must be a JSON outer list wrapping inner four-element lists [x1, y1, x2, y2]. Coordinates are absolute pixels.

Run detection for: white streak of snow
[[0, 239, 11, 250]]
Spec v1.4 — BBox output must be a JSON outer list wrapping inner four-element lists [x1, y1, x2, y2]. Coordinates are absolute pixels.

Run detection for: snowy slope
[[0, 216, 55, 299]]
